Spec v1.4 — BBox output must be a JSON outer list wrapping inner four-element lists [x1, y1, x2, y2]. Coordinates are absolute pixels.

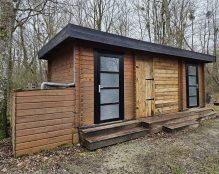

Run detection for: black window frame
[[94, 49, 124, 124], [186, 63, 199, 108]]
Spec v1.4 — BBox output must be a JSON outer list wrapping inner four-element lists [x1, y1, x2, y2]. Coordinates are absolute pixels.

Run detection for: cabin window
[[186, 64, 199, 108]]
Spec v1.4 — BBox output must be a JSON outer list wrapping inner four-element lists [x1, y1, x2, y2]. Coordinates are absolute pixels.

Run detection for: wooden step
[[199, 111, 218, 121], [141, 108, 214, 133], [82, 127, 149, 150], [142, 111, 196, 125], [163, 120, 199, 133], [80, 120, 144, 138], [190, 107, 213, 113], [142, 113, 198, 133], [80, 120, 123, 129], [194, 108, 214, 116], [166, 114, 199, 125]]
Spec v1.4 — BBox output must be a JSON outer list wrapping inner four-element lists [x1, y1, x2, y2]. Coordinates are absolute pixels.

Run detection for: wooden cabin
[[12, 24, 216, 156]]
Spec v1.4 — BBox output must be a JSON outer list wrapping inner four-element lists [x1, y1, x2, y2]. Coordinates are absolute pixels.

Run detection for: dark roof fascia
[[38, 24, 216, 63], [38, 25, 71, 59]]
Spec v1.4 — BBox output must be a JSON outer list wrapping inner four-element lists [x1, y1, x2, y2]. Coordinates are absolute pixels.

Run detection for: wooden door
[[136, 56, 154, 118]]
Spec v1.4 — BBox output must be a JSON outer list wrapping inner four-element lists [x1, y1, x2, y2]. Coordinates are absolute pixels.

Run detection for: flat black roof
[[38, 23, 215, 63]]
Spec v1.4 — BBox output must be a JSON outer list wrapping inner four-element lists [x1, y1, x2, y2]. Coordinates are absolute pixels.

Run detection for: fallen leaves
[[0, 138, 84, 173]]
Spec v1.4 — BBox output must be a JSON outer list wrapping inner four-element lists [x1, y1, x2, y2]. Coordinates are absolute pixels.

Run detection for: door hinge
[[146, 98, 154, 101]]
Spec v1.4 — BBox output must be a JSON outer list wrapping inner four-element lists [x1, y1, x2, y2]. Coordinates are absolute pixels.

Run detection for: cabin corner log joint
[[11, 24, 216, 156]]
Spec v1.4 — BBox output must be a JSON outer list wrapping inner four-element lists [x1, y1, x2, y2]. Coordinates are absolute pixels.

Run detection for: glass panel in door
[[99, 56, 120, 121]]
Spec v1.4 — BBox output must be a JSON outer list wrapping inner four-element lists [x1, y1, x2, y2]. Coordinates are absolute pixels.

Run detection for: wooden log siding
[[181, 61, 187, 110], [198, 63, 205, 107], [46, 43, 136, 126], [12, 89, 75, 156], [135, 55, 179, 117], [154, 57, 179, 114], [79, 46, 94, 125], [124, 53, 135, 120], [48, 45, 74, 83]]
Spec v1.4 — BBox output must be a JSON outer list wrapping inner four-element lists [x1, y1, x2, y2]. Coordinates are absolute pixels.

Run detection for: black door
[[186, 64, 199, 108], [94, 50, 124, 124]]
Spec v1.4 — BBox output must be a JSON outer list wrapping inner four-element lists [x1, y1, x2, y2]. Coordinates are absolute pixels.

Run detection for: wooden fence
[[12, 88, 76, 156]]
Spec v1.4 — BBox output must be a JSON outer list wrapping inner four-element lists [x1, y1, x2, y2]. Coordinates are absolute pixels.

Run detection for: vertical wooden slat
[[136, 57, 146, 118], [135, 54, 154, 118], [11, 93, 16, 156], [124, 52, 135, 120], [198, 63, 205, 107], [178, 60, 183, 111], [182, 61, 187, 110], [145, 58, 154, 117]]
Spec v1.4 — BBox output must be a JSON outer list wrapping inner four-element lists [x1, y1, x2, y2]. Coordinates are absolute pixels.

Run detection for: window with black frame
[[186, 64, 199, 108], [94, 51, 124, 124]]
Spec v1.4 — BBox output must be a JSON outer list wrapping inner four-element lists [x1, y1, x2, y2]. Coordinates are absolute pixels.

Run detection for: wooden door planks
[[154, 58, 179, 114], [136, 56, 179, 118], [135, 55, 154, 118]]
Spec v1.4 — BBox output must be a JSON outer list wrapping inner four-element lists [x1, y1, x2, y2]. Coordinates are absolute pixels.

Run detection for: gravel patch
[[0, 119, 219, 173]]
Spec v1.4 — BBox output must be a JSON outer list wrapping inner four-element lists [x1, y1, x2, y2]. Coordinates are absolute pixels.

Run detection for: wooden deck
[[80, 107, 219, 150], [141, 107, 218, 133], [80, 120, 149, 150]]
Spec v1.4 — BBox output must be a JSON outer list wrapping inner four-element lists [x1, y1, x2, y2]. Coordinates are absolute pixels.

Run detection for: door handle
[[99, 85, 103, 93], [196, 84, 199, 89]]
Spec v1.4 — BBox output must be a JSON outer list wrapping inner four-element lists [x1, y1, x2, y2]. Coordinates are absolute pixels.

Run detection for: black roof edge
[[38, 24, 71, 59], [38, 23, 216, 63]]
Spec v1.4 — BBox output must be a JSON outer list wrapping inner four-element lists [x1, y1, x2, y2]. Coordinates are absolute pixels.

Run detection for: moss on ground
[[200, 119, 215, 128], [212, 106, 219, 112], [77, 151, 97, 158], [0, 129, 5, 140]]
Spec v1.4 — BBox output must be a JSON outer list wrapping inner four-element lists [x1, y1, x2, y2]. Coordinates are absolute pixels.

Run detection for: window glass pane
[[189, 97, 197, 107], [101, 57, 119, 72], [101, 73, 119, 87], [101, 89, 119, 104], [189, 87, 197, 96], [100, 104, 119, 120], [188, 66, 197, 76], [189, 76, 197, 86]]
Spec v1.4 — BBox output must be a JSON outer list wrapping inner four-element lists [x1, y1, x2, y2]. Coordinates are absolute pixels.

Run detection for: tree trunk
[[0, 0, 17, 137]]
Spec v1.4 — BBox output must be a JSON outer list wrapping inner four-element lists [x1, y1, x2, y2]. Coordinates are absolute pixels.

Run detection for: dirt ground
[[0, 119, 219, 174]]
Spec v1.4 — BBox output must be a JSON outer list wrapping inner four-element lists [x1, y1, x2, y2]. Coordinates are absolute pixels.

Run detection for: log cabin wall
[[46, 44, 80, 141], [77, 45, 94, 125], [46, 42, 205, 122], [135, 54, 179, 117], [46, 42, 136, 126], [12, 89, 75, 156], [153, 57, 179, 114], [124, 52, 135, 120], [181, 61, 187, 110], [48, 45, 74, 83]]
